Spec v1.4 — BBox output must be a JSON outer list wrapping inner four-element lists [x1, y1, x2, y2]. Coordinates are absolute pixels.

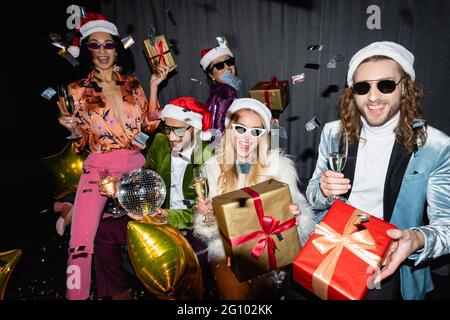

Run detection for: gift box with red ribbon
[[293, 200, 396, 300], [249, 77, 290, 112], [212, 179, 300, 282], [143, 35, 177, 73]]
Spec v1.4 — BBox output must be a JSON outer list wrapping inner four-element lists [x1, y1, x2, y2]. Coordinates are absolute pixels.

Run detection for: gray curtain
[[101, 0, 450, 180]]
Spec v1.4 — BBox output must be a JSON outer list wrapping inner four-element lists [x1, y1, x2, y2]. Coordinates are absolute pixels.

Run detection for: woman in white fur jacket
[[194, 98, 316, 299]]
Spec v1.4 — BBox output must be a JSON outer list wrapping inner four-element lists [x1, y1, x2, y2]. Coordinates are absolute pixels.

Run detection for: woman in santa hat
[[200, 43, 240, 144], [57, 13, 169, 300], [193, 98, 316, 299]]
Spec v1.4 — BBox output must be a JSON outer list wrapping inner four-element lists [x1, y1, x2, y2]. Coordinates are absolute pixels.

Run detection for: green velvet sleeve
[[167, 208, 194, 230]]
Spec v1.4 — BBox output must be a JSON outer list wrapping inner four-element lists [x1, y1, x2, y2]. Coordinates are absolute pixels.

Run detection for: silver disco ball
[[117, 169, 166, 217]]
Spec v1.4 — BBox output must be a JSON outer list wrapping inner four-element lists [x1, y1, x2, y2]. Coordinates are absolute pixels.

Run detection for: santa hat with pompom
[[200, 46, 234, 71], [68, 12, 119, 58], [161, 97, 213, 141]]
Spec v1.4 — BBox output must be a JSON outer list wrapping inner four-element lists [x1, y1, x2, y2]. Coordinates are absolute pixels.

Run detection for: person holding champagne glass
[[57, 12, 168, 300], [93, 97, 216, 299], [306, 42, 450, 299], [326, 126, 348, 202], [193, 98, 316, 300]]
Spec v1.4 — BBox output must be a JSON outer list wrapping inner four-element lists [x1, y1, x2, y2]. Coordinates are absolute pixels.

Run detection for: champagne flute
[[57, 85, 82, 140], [98, 168, 126, 218], [192, 167, 214, 227], [327, 126, 348, 202]]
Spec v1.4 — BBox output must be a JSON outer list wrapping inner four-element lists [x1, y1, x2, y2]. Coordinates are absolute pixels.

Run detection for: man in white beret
[[306, 41, 450, 299]]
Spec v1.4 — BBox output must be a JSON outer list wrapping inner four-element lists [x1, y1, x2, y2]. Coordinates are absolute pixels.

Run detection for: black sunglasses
[[211, 57, 235, 71], [86, 42, 117, 50], [162, 124, 192, 137], [353, 78, 404, 95]]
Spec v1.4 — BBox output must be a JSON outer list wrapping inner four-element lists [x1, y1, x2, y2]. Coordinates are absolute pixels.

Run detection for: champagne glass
[[98, 168, 126, 218], [327, 126, 348, 202], [57, 85, 82, 140], [192, 167, 214, 227]]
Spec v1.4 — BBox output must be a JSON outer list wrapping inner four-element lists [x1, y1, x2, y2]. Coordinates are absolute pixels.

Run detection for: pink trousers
[[66, 149, 145, 300]]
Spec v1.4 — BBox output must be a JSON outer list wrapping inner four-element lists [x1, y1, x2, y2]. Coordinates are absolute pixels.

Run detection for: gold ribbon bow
[[311, 210, 381, 299]]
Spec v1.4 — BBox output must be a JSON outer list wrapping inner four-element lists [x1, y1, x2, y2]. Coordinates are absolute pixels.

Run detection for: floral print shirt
[[68, 71, 160, 153]]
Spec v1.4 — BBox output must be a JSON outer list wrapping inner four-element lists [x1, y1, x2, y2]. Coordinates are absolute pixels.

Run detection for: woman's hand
[[289, 204, 301, 216], [196, 197, 213, 215], [128, 208, 168, 222], [155, 208, 168, 220], [58, 114, 81, 132], [150, 64, 170, 89]]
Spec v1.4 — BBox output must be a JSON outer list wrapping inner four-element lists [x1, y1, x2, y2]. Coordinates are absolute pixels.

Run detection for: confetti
[[332, 53, 345, 62], [167, 6, 177, 26], [322, 85, 339, 97], [216, 36, 229, 48], [219, 72, 242, 91], [190, 78, 202, 85], [147, 26, 156, 44], [133, 132, 149, 149], [168, 39, 180, 55], [292, 73, 305, 84], [304, 63, 320, 69], [327, 54, 344, 69], [327, 58, 336, 69], [41, 87, 57, 100], [305, 117, 321, 131], [412, 118, 426, 128], [307, 44, 323, 51], [58, 49, 79, 67], [121, 35, 135, 49], [79, 6, 86, 19]]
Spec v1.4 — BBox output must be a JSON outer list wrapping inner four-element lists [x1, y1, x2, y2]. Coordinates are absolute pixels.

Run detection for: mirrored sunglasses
[[232, 123, 266, 137], [162, 124, 192, 137], [353, 78, 404, 95]]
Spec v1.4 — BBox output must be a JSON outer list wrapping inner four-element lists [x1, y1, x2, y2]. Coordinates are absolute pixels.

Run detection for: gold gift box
[[212, 179, 300, 282], [143, 35, 177, 73], [249, 79, 290, 112]]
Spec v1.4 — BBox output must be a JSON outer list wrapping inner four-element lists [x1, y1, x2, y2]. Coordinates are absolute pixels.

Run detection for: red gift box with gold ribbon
[[293, 200, 396, 300], [212, 179, 300, 282], [249, 76, 290, 112]]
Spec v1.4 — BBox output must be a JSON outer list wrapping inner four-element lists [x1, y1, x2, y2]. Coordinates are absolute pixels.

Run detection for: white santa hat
[[225, 98, 272, 132], [161, 97, 213, 141], [347, 41, 415, 86], [68, 12, 119, 58], [200, 46, 234, 71]]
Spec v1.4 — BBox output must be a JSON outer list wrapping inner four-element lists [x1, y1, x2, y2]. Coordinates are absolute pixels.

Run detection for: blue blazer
[[306, 120, 450, 300]]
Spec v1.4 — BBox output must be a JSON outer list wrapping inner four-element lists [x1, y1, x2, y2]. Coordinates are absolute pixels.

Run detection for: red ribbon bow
[[150, 40, 169, 66], [260, 76, 281, 108], [224, 187, 297, 270]]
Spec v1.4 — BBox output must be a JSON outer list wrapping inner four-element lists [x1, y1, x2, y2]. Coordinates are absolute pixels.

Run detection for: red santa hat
[[161, 97, 213, 141], [68, 12, 119, 58], [200, 46, 234, 71]]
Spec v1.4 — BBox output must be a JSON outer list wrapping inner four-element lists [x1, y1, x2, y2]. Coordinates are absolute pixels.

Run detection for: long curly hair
[[339, 56, 427, 152], [216, 109, 270, 194]]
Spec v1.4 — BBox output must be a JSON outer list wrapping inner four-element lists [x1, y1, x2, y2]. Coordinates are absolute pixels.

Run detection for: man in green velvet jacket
[[143, 123, 213, 229], [93, 97, 214, 299]]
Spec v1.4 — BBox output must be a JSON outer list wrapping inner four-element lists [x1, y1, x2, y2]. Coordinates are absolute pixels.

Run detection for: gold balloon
[[0, 249, 22, 300], [40, 142, 87, 199], [127, 217, 203, 300]]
